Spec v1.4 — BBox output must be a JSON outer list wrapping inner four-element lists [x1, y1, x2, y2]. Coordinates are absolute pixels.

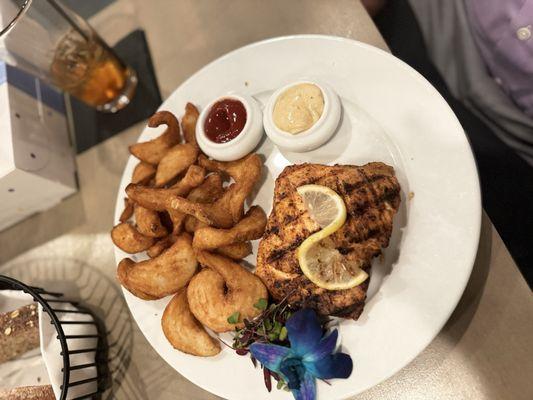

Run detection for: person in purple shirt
[[363, 0, 533, 165], [468, 0, 533, 118]]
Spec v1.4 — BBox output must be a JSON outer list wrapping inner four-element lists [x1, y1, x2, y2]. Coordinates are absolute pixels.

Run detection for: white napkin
[[39, 301, 99, 400]]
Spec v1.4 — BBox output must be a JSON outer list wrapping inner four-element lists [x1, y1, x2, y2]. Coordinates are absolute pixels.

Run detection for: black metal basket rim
[[0, 275, 71, 400]]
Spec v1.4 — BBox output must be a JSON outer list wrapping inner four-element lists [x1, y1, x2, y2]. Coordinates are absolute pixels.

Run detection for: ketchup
[[204, 99, 247, 143]]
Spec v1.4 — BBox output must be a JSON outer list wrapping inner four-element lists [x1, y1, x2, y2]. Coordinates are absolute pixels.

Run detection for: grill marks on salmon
[[256, 162, 401, 319]]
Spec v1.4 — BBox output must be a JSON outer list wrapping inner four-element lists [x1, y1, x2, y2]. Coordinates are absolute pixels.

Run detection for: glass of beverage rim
[[0, 0, 137, 113]]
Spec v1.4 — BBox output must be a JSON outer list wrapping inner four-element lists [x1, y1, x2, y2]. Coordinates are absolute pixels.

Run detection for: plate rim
[[114, 34, 482, 399]]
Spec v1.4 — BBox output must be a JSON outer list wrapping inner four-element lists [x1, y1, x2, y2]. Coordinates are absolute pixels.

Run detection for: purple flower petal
[[303, 353, 353, 380], [286, 309, 323, 356], [249, 343, 291, 372], [291, 371, 316, 400], [302, 330, 338, 363]]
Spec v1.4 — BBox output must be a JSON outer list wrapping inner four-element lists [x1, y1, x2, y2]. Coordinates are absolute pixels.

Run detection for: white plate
[[113, 35, 481, 400]]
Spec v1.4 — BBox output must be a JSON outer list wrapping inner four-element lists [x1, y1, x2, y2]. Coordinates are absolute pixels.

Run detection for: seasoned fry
[[111, 222, 154, 254], [168, 210, 186, 235], [117, 234, 197, 300], [134, 206, 168, 238], [168, 176, 237, 227], [126, 165, 205, 211], [187, 252, 267, 332], [182, 174, 225, 231], [198, 154, 262, 223], [169, 164, 206, 190], [184, 216, 208, 233], [225, 155, 262, 223], [147, 235, 177, 258], [181, 103, 199, 148], [164, 154, 262, 228], [187, 173, 224, 203], [132, 162, 156, 185], [155, 143, 198, 187], [162, 288, 221, 356], [119, 198, 134, 222], [168, 189, 235, 228], [129, 111, 181, 164], [217, 242, 252, 260], [193, 206, 267, 250], [126, 188, 175, 212], [144, 204, 186, 235], [198, 153, 261, 184], [113, 104, 276, 359]]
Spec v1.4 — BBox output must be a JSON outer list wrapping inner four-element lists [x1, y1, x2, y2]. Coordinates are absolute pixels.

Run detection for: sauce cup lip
[[263, 79, 341, 152], [265, 79, 331, 138], [196, 93, 254, 149]]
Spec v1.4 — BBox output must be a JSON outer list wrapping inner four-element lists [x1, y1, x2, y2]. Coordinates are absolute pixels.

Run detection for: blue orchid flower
[[250, 308, 353, 400]]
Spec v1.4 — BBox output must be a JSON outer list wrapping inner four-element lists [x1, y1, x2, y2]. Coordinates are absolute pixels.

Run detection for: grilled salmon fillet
[[256, 162, 401, 319]]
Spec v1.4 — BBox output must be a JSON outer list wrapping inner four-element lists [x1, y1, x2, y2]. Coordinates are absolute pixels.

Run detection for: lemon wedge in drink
[[296, 185, 369, 290]]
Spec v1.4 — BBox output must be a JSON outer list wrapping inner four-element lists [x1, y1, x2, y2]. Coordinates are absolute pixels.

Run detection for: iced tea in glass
[[0, 0, 137, 112]]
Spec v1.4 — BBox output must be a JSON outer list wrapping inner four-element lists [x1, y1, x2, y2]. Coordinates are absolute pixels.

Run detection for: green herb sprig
[[232, 296, 293, 351]]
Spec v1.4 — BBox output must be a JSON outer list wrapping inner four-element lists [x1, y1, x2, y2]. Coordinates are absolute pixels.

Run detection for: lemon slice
[[297, 184, 347, 235], [297, 185, 368, 290], [298, 237, 369, 290]]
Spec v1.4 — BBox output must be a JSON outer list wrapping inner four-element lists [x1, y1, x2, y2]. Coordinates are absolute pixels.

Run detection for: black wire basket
[[0, 275, 109, 400]]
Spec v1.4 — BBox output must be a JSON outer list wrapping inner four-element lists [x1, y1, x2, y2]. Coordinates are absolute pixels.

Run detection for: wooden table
[[0, 1, 532, 399]]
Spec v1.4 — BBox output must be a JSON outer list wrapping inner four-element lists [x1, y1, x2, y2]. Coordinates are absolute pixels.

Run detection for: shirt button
[[516, 26, 531, 40]]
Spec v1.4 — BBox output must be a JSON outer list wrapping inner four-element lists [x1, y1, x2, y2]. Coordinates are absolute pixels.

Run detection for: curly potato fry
[[114, 106, 270, 358], [155, 143, 198, 187], [182, 173, 225, 232], [119, 198, 134, 222], [134, 205, 168, 238], [169, 164, 206, 190], [184, 216, 208, 233], [217, 242, 252, 260], [169, 189, 235, 228], [168, 209, 186, 235], [181, 103, 200, 149], [117, 234, 197, 300], [162, 288, 221, 357], [126, 165, 205, 211], [198, 153, 261, 184], [147, 235, 177, 258], [193, 206, 266, 250], [168, 155, 262, 228], [187, 173, 224, 203], [199, 154, 262, 223], [187, 251, 267, 332], [129, 111, 181, 165], [111, 222, 154, 254], [132, 162, 156, 185]]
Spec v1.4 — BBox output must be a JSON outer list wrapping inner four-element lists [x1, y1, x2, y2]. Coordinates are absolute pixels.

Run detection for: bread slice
[[0, 304, 39, 363], [0, 385, 55, 400]]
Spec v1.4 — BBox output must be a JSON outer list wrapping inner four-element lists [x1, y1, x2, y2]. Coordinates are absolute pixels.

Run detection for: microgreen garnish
[[254, 298, 268, 310], [279, 326, 288, 341], [227, 311, 240, 324], [232, 296, 292, 352]]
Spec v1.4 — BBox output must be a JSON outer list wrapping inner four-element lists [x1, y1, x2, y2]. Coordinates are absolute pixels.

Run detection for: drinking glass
[[0, 0, 137, 112]]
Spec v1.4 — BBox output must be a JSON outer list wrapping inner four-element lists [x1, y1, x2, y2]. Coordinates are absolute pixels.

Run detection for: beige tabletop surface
[[1, 1, 532, 399]]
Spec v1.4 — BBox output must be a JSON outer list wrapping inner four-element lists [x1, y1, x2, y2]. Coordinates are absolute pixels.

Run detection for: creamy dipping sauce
[[272, 83, 325, 134]]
